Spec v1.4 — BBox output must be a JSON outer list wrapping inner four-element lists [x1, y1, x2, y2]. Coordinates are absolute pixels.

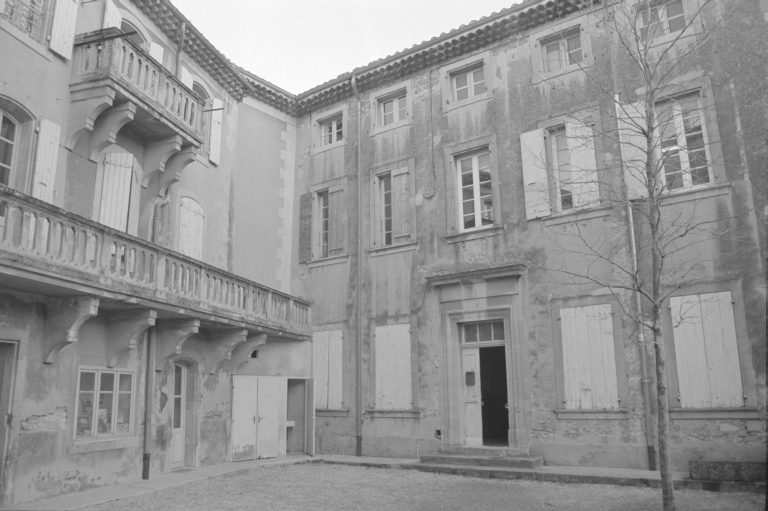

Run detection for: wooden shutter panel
[[329, 187, 344, 252], [31, 120, 61, 203], [180, 67, 194, 89], [99, 153, 134, 231], [327, 330, 343, 409], [560, 304, 618, 410], [49, 0, 80, 60], [103, 0, 122, 29], [392, 167, 410, 239], [671, 292, 742, 408], [566, 121, 600, 209], [616, 102, 649, 200], [208, 98, 223, 165], [374, 324, 412, 410], [0, 1, 6, 17], [312, 331, 329, 409], [178, 197, 204, 259], [149, 42, 165, 64], [520, 129, 551, 220], [298, 192, 312, 263]]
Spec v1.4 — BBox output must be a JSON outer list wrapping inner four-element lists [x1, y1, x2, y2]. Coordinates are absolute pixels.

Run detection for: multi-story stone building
[[0, 0, 764, 506]]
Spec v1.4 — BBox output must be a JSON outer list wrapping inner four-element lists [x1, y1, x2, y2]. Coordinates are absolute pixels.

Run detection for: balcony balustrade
[[0, 186, 311, 337]]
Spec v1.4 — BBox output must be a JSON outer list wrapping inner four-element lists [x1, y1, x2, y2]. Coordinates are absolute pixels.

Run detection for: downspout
[[175, 21, 186, 79], [142, 327, 156, 479], [350, 75, 364, 457]]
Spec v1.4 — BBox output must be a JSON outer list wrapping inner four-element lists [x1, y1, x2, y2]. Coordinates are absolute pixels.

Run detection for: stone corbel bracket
[[89, 101, 136, 161], [142, 136, 182, 189], [154, 318, 200, 372], [231, 333, 268, 373], [158, 146, 198, 197], [106, 309, 157, 368], [67, 83, 116, 151], [208, 328, 248, 375], [44, 296, 100, 364]]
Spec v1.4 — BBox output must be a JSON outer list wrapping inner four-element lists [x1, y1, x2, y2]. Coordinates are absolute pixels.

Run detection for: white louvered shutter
[[31, 120, 62, 203], [312, 331, 329, 409], [103, 0, 122, 29], [671, 292, 742, 408], [180, 67, 194, 89], [566, 121, 600, 209], [616, 102, 650, 200], [392, 167, 410, 239], [327, 330, 343, 409], [560, 304, 619, 410], [208, 98, 223, 164], [149, 42, 165, 65], [49, 0, 80, 60], [99, 153, 134, 231], [520, 129, 551, 220], [328, 187, 344, 253], [374, 324, 412, 410], [178, 197, 204, 259]]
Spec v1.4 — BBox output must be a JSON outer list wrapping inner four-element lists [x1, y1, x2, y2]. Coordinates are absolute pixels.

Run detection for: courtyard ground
[[83, 463, 765, 511]]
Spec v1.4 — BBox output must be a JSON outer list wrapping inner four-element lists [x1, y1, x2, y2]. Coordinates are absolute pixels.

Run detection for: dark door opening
[[480, 346, 508, 446]]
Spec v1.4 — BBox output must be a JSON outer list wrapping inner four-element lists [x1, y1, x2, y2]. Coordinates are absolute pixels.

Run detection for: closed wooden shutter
[[31, 120, 61, 203], [392, 167, 410, 239], [49, 0, 80, 60], [103, 0, 122, 29], [328, 187, 344, 253], [327, 330, 343, 409], [374, 324, 412, 410], [616, 102, 649, 200], [520, 128, 551, 220], [560, 304, 619, 410], [298, 192, 312, 263], [178, 197, 204, 259], [566, 121, 600, 209], [312, 331, 329, 409], [99, 153, 134, 231], [149, 42, 164, 65], [208, 98, 223, 165], [180, 67, 194, 89], [671, 292, 742, 408]]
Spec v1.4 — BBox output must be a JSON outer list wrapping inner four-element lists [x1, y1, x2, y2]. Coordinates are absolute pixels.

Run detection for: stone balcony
[[0, 185, 311, 342]]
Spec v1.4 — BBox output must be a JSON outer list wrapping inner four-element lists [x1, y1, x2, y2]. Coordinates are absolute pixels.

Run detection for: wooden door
[[256, 377, 281, 459], [231, 375, 258, 461], [462, 348, 482, 446], [99, 153, 134, 232], [171, 364, 186, 468]]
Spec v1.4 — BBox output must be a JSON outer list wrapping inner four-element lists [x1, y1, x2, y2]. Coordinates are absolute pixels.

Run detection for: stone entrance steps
[[418, 445, 544, 470]]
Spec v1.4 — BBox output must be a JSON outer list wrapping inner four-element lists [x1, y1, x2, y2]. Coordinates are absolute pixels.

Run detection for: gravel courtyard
[[84, 463, 764, 511]]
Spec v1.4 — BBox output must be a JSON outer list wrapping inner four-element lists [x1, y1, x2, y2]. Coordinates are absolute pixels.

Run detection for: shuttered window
[[520, 128, 551, 220], [208, 98, 223, 165], [0, 111, 18, 188], [374, 324, 412, 410], [98, 153, 134, 231], [375, 168, 410, 247], [559, 303, 619, 410], [178, 197, 204, 260], [299, 185, 346, 262], [616, 101, 649, 200], [670, 292, 743, 408], [103, 0, 121, 29], [49, 0, 79, 60], [312, 330, 343, 409], [31, 119, 61, 203]]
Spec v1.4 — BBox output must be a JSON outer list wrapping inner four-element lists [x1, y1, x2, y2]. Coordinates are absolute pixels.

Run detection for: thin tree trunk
[[653, 328, 676, 511]]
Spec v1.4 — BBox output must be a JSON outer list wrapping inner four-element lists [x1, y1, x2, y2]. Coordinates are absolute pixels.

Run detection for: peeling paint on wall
[[20, 409, 67, 432]]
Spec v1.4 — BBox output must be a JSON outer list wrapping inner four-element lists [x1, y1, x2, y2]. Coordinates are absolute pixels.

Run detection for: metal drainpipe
[[142, 327, 156, 479], [175, 22, 186, 79], [350, 75, 364, 457]]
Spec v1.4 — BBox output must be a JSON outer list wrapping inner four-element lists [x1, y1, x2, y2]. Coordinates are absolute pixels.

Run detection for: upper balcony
[[0, 185, 311, 340], [69, 29, 204, 156]]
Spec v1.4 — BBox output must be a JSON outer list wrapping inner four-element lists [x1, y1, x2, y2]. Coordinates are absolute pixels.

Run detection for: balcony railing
[[2, 0, 45, 41], [72, 30, 204, 140], [0, 186, 311, 336]]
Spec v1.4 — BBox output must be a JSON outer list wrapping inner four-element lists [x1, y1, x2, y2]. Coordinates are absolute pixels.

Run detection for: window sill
[[307, 253, 349, 269], [444, 225, 503, 244], [371, 120, 411, 136], [660, 183, 731, 206], [0, 18, 52, 61], [69, 436, 139, 454], [443, 93, 491, 113], [364, 409, 421, 419], [316, 409, 350, 417], [555, 409, 629, 420], [313, 141, 346, 155], [368, 241, 418, 257], [669, 408, 759, 420], [543, 205, 612, 227]]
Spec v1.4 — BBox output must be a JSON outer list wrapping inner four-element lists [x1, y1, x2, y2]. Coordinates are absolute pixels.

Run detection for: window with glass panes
[[317, 190, 330, 258], [452, 65, 485, 102], [0, 111, 17, 187], [76, 369, 134, 439], [462, 320, 505, 344], [657, 93, 710, 191], [457, 150, 493, 231], [378, 173, 393, 246], [550, 127, 574, 211], [543, 30, 583, 73], [639, 0, 686, 41], [321, 116, 343, 146], [380, 93, 406, 126]]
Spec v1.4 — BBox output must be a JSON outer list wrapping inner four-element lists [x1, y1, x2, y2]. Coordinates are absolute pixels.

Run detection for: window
[[371, 164, 411, 249], [2, 0, 46, 42], [298, 181, 346, 263], [192, 83, 210, 157], [656, 93, 710, 191], [120, 20, 146, 48], [178, 197, 204, 259], [316, 190, 329, 258], [549, 127, 574, 211], [452, 65, 485, 103], [0, 111, 17, 188], [542, 29, 583, 73], [76, 368, 134, 439], [97, 153, 135, 232], [462, 320, 504, 344], [457, 150, 493, 231], [378, 174, 393, 246], [639, 0, 686, 41], [313, 330, 343, 409], [374, 324, 412, 410], [320, 115, 343, 147], [380, 92, 406, 126]]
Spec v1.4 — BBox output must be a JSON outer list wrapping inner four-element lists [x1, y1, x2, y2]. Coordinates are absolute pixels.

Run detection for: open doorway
[[479, 346, 509, 446]]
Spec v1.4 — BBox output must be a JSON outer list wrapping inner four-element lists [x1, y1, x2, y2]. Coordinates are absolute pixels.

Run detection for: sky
[[173, 0, 523, 95]]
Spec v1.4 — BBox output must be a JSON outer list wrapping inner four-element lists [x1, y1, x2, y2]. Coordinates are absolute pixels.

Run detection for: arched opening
[[120, 20, 147, 48], [0, 97, 35, 194]]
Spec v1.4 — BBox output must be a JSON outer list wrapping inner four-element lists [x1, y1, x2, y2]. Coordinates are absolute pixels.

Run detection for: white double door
[[231, 376, 287, 461]]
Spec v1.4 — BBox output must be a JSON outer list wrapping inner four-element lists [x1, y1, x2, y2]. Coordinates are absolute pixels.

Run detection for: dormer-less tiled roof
[[236, 66, 297, 115], [131, 0, 254, 101]]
